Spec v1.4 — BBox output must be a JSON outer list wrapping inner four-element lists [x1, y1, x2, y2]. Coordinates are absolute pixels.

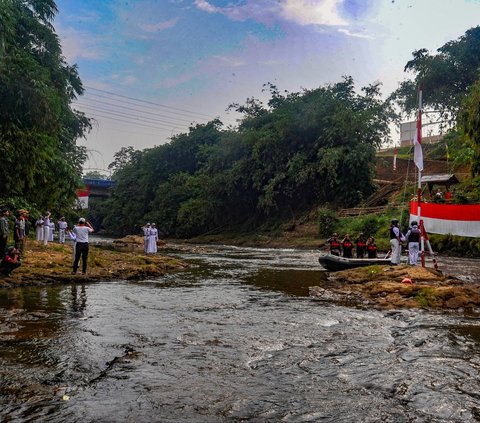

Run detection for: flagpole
[[416, 88, 425, 267]]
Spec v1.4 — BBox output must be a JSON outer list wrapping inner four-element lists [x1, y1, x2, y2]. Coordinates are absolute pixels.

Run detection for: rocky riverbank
[[311, 264, 480, 311], [0, 240, 187, 288]]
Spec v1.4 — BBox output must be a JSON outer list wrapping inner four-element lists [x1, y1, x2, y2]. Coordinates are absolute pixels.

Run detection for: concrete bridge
[[82, 178, 116, 198], [77, 178, 116, 209]]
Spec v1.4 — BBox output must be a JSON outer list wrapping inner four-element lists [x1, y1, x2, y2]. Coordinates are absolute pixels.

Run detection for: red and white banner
[[410, 202, 480, 237], [76, 187, 90, 209], [413, 109, 423, 172]]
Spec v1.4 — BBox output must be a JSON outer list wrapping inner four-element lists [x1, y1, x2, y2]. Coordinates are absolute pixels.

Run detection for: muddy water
[[1, 245, 480, 422]]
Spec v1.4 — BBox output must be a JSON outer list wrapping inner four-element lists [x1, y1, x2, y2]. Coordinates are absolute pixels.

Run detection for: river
[[1, 244, 480, 422]]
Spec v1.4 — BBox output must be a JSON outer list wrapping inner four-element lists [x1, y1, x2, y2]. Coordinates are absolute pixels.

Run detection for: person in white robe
[[35, 217, 44, 241], [58, 217, 68, 244], [43, 212, 51, 246], [143, 223, 151, 253], [49, 221, 55, 241], [146, 223, 158, 254]]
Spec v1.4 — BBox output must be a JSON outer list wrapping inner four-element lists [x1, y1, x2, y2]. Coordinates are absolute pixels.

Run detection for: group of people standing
[[326, 218, 422, 266], [389, 218, 421, 266], [142, 223, 159, 254], [0, 207, 94, 276], [34, 213, 69, 245], [326, 232, 378, 259]]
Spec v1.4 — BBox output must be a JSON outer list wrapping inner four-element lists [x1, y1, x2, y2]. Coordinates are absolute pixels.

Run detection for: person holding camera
[[0, 246, 21, 276], [72, 218, 94, 275]]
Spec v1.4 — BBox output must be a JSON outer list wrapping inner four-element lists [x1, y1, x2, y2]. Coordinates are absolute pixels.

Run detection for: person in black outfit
[[0, 246, 21, 276], [341, 234, 354, 258], [366, 237, 377, 258], [326, 233, 341, 256], [355, 233, 367, 258]]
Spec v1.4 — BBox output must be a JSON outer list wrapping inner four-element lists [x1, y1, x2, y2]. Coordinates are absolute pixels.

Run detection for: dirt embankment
[[0, 239, 187, 289], [311, 265, 480, 311]]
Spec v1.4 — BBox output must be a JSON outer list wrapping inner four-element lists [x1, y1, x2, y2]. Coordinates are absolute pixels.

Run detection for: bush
[[317, 208, 338, 237]]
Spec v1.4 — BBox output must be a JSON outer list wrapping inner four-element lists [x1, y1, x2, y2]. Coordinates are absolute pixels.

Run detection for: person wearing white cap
[[72, 218, 94, 275], [146, 223, 158, 254], [58, 217, 68, 244]]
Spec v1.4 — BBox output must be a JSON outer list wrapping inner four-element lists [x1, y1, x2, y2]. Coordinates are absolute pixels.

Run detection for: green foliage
[[0, 0, 90, 212], [100, 77, 395, 237], [459, 79, 480, 176], [332, 214, 391, 240], [317, 208, 338, 237], [392, 26, 480, 123], [415, 288, 437, 308], [430, 234, 480, 257]]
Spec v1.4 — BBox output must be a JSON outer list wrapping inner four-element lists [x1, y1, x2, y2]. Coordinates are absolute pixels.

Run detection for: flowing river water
[[1, 244, 480, 422]]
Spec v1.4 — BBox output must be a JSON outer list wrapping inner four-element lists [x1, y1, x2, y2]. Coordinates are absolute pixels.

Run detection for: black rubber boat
[[318, 254, 391, 271]]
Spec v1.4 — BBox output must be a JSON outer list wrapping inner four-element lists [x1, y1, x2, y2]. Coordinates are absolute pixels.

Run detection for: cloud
[[140, 17, 179, 33], [193, 0, 348, 26], [58, 27, 103, 61], [338, 28, 373, 39]]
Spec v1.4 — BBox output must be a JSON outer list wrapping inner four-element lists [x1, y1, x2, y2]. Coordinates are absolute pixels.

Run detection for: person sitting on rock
[[341, 234, 354, 258], [0, 246, 21, 276], [366, 237, 377, 258]]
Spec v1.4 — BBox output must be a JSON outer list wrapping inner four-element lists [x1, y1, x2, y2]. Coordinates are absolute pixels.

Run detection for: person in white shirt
[[43, 212, 51, 246], [147, 223, 158, 254], [72, 218, 94, 275], [58, 217, 68, 244], [142, 223, 151, 253]]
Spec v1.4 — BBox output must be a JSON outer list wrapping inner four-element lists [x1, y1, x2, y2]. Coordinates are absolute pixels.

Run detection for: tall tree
[[391, 26, 480, 122], [0, 0, 90, 211]]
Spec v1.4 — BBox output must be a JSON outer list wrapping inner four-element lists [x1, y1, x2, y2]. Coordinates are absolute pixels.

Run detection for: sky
[[54, 0, 480, 174]]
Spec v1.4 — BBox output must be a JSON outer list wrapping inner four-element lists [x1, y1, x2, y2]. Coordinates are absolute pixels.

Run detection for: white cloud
[[58, 27, 103, 61], [280, 0, 347, 26], [194, 0, 218, 13], [338, 28, 373, 39], [194, 0, 348, 26], [140, 17, 179, 33]]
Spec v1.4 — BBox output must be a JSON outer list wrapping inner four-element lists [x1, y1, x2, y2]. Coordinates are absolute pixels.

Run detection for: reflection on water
[[1, 245, 480, 422]]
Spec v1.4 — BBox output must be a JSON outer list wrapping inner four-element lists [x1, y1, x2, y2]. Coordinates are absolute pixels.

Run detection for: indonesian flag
[[413, 109, 423, 172], [393, 147, 398, 171], [76, 187, 90, 209]]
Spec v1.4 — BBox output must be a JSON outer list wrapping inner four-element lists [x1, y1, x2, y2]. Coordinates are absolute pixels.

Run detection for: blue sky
[[55, 0, 480, 173]]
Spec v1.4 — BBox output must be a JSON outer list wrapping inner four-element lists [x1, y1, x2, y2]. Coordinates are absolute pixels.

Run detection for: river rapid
[[1, 244, 480, 422]]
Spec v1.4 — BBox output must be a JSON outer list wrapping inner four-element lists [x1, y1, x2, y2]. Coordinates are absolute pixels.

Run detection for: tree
[[0, 0, 91, 211], [391, 26, 480, 123], [459, 79, 480, 175], [99, 77, 394, 237]]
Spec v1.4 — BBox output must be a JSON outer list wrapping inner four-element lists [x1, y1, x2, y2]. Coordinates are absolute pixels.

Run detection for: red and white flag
[[413, 109, 423, 172]]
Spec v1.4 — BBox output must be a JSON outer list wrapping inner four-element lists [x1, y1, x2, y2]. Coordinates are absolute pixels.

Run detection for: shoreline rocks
[[0, 241, 187, 289], [310, 264, 480, 311]]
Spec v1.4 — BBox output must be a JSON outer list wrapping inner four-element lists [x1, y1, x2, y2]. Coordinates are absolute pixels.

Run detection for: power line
[[84, 111, 185, 133], [74, 102, 190, 131], [76, 97, 202, 126], [85, 86, 223, 121], [83, 90, 222, 123]]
